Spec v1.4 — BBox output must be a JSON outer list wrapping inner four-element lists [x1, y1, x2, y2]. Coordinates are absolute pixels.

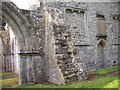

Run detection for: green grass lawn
[[93, 66, 120, 75], [0, 72, 19, 88], [18, 76, 118, 88], [18, 66, 119, 88], [0, 77, 19, 88], [0, 72, 17, 77], [1, 66, 119, 88]]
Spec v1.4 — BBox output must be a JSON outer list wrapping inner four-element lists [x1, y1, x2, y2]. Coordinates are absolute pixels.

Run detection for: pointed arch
[[0, 1, 31, 84], [0, 2, 31, 51], [97, 40, 105, 68]]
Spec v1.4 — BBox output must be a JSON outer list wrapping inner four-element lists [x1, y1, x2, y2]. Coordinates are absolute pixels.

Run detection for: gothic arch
[[0, 1, 32, 84], [97, 38, 105, 45], [0, 2, 30, 51]]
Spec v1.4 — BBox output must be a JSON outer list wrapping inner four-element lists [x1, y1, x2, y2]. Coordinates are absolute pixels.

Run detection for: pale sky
[[11, 0, 38, 10]]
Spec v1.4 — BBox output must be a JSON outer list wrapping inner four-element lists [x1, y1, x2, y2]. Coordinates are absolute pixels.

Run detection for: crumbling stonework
[[48, 2, 119, 71], [0, 1, 119, 85], [61, 2, 119, 71], [44, 7, 85, 84]]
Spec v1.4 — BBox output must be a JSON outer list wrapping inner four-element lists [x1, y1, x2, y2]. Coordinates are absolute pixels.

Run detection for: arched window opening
[[97, 41, 105, 69]]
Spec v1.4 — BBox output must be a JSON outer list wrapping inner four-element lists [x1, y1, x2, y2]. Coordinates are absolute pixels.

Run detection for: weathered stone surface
[[0, 1, 119, 85]]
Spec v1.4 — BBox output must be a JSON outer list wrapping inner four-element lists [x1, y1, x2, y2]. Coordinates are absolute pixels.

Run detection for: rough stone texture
[[44, 6, 85, 84], [0, 1, 119, 85], [44, 7, 65, 85], [49, 2, 119, 71]]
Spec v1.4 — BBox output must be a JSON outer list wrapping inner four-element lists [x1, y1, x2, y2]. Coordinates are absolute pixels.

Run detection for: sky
[[11, 0, 38, 10]]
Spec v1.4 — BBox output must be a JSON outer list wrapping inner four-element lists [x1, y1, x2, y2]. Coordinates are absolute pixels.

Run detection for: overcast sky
[[11, 0, 38, 10]]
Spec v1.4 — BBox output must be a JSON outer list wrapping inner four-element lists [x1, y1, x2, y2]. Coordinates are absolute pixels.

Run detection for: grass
[[93, 66, 120, 75], [0, 72, 19, 88], [18, 77, 118, 88], [0, 72, 16, 77], [1, 66, 119, 88], [17, 66, 119, 89], [0, 77, 19, 88], [103, 79, 119, 88]]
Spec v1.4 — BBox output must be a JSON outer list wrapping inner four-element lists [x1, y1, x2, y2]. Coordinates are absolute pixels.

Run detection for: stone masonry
[[0, 1, 119, 85]]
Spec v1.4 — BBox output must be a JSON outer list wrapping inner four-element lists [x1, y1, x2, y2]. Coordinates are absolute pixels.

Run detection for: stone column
[[19, 53, 27, 85]]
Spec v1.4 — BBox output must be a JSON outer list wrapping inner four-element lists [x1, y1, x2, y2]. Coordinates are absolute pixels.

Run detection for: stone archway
[[0, 1, 30, 85], [0, 1, 46, 85], [0, 2, 28, 50]]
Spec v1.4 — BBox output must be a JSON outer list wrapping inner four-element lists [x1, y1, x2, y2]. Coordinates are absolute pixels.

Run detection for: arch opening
[[0, 20, 19, 86], [0, 2, 29, 85]]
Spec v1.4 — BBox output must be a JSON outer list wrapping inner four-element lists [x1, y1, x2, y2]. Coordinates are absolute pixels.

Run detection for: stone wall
[[48, 2, 119, 71], [0, 1, 119, 85], [18, 8, 46, 84], [44, 5, 85, 84], [44, 6, 66, 85]]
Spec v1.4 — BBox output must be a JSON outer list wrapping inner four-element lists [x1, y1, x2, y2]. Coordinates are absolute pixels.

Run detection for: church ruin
[[0, 21, 18, 73], [0, 1, 119, 85]]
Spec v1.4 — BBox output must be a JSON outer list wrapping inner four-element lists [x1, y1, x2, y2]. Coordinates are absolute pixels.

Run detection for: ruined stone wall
[[49, 2, 119, 71], [44, 6, 66, 85], [44, 4, 86, 84], [1, 1, 119, 85]]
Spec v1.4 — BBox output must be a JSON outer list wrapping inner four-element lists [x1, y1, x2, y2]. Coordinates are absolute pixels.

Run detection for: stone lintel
[[4, 53, 14, 55], [18, 51, 42, 55], [96, 35, 107, 40], [96, 14, 105, 19], [66, 7, 87, 14]]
